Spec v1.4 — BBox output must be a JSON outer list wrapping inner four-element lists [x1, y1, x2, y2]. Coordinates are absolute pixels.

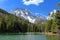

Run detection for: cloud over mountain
[[23, 0, 44, 6]]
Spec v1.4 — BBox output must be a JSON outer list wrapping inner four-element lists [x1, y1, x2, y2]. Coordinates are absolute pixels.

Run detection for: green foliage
[[0, 9, 29, 33], [45, 20, 53, 32], [0, 9, 44, 33], [45, 10, 60, 33], [0, 9, 60, 34]]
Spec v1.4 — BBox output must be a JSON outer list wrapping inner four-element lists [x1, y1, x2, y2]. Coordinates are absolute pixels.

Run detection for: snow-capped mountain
[[47, 10, 57, 20], [34, 16, 46, 24], [11, 8, 46, 24]]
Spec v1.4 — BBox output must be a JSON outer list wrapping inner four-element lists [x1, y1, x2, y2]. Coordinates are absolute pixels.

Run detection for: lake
[[0, 34, 60, 40]]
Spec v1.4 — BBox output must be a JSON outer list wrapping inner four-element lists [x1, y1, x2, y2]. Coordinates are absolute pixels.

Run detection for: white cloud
[[23, 0, 44, 6]]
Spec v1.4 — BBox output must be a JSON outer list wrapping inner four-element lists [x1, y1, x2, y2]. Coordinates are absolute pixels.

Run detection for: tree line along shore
[[0, 9, 60, 35]]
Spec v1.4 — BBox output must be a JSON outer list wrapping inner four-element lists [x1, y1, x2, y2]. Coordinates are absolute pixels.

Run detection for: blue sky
[[0, 0, 60, 17]]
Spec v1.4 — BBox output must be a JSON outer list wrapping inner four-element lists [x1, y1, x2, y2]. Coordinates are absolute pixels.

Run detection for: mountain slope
[[0, 9, 32, 33], [0, 8, 46, 33], [35, 16, 46, 24], [46, 10, 60, 33], [11, 8, 36, 23], [11, 8, 46, 24], [47, 10, 57, 20]]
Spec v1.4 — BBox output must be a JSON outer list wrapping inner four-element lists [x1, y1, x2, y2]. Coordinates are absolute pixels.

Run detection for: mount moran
[[11, 8, 46, 24]]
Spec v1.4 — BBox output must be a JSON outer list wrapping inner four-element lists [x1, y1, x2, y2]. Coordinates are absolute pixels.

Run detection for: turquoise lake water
[[0, 34, 60, 40]]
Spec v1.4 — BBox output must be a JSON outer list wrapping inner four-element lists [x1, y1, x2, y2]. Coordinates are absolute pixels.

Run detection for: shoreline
[[43, 32, 59, 36], [27, 32, 60, 36], [26, 32, 60, 36], [0, 32, 60, 36]]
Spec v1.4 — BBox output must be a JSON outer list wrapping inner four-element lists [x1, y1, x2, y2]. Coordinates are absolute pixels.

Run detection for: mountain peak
[[47, 10, 59, 20], [11, 8, 46, 24]]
